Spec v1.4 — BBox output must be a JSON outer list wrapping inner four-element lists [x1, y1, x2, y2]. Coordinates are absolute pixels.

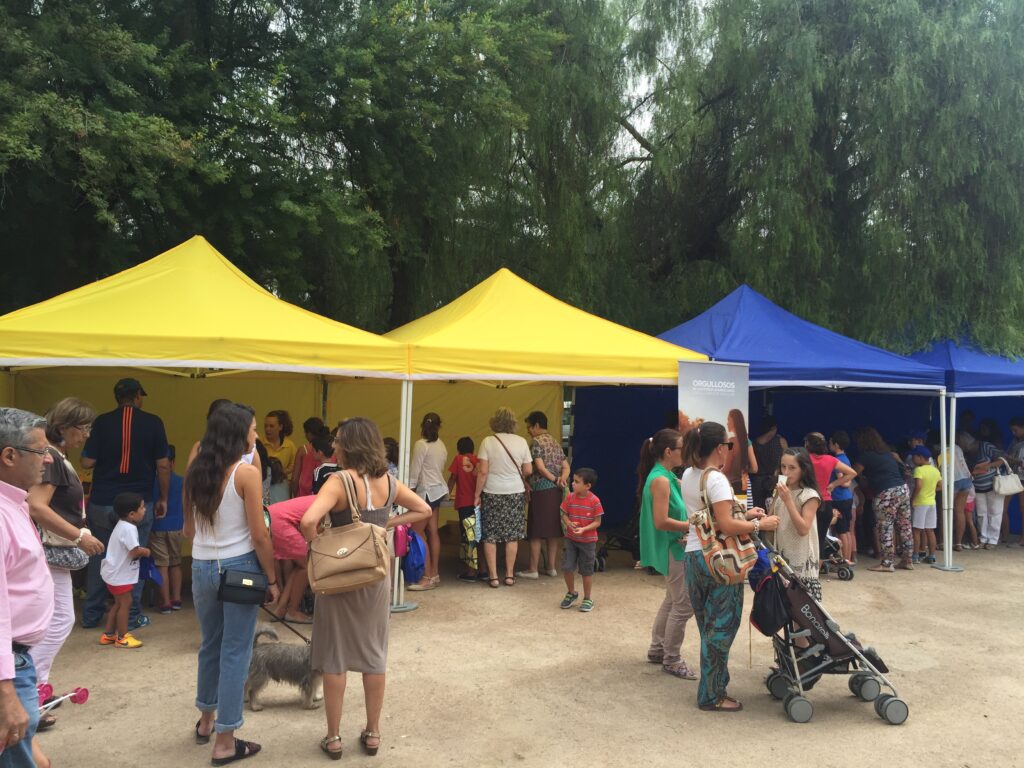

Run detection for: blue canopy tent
[[910, 339, 1024, 396], [909, 340, 1024, 559], [659, 285, 946, 390]]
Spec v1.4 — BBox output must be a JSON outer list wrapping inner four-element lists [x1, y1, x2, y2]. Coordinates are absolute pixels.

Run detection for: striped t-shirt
[[560, 491, 604, 543]]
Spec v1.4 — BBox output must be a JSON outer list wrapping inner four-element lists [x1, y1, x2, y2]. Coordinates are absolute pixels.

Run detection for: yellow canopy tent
[[0, 236, 408, 457], [387, 267, 705, 383], [367, 268, 706, 483]]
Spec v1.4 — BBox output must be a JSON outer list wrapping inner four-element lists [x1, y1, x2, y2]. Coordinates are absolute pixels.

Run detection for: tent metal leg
[[933, 392, 963, 573]]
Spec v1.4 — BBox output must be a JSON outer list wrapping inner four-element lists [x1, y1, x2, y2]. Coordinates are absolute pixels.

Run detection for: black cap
[[114, 378, 147, 400]]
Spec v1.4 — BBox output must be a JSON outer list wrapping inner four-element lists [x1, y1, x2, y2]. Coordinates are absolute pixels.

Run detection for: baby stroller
[[749, 541, 908, 725], [818, 533, 854, 581]]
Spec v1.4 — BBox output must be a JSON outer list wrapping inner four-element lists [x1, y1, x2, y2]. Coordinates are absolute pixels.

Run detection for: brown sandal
[[360, 730, 381, 756], [503, 576, 515, 586], [320, 735, 343, 760], [698, 696, 743, 712]]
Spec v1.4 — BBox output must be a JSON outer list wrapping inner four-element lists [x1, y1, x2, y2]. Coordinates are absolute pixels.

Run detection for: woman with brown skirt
[[517, 411, 570, 579], [300, 418, 430, 759]]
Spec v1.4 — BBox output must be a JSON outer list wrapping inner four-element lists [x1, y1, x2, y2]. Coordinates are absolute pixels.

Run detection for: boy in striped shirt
[[559, 468, 603, 612]]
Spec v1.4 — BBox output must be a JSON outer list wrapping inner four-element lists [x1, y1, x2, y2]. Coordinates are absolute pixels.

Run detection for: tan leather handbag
[[308, 471, 389, 595]]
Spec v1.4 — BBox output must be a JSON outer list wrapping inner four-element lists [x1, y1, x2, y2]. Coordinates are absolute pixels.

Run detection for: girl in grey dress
[[300, 418, 430, 759]]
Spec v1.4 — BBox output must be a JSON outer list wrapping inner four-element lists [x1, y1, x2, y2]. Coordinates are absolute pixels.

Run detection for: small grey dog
[[245, 625, 323, 711]]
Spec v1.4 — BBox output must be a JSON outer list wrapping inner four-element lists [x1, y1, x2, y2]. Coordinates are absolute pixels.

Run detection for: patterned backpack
[[691, 468, 758, 585]]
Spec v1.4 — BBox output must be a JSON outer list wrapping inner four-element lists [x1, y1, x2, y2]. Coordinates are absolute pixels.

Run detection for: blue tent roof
[[908, 340, 1024, 396], [659, 285, 945, 390]]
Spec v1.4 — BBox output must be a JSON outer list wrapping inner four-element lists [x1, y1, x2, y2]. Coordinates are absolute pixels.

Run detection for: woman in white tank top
[[185, 403, 278, 764]]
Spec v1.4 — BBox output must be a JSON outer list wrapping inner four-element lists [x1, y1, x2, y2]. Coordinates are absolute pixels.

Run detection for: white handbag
[[993, 458, 1024, 496]]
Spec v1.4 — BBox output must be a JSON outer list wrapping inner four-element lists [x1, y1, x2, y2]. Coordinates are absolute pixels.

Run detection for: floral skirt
[[480, 492, 527, 544]]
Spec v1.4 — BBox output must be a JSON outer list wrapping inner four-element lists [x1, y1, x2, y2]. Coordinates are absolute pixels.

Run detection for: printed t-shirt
[[682, 467, 734, 552], [82, 405, 169, 504], [831, 452, 853, 501], [448, 454, 479, 508], [41, 447, 85, 527], [912, 464, 941, 506], [530, 433, 565, 491], [153, 472, 184, 532], [478, 434, 532, 495], [560, 492, 603, 543], [101, 519, 141, 587], [809, 453, 839, 501], [312, 463, 341, 494]]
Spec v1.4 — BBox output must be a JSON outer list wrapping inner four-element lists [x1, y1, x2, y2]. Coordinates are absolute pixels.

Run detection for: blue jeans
[[82, 502, 154, 627], [1, 652, 40, 768], [193, 552, 261, 732]]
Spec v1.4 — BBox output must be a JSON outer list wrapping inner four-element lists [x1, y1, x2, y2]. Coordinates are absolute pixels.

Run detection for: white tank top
[[191, 461, 254, 560]]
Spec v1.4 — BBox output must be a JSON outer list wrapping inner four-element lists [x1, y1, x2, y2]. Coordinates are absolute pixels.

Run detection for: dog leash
[[259, 606, 312, 645]]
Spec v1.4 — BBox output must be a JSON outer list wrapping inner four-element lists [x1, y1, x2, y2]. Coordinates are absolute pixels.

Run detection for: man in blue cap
[[80, 379, 169, 630]]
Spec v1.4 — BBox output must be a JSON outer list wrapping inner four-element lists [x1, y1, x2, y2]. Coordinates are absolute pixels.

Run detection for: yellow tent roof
[[0, 236, 407, 378], [386, 268, 706, 383]]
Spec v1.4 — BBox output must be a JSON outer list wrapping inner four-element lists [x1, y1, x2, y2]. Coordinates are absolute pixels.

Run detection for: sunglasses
[[721, 442, 735, 450]]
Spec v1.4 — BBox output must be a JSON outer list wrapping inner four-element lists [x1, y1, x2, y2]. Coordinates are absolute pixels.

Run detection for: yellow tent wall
[[326, 379, 563, 456], [0, 372, 12, 409], [6, 367, 323, 467]]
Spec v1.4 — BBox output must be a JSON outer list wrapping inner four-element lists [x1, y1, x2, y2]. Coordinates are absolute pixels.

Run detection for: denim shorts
[[954, 478, 973, 492]]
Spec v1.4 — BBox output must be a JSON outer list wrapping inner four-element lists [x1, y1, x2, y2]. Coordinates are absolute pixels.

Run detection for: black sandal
[[488, 578, 500, 588], [698, 696, 743, 713], [503, 576, 515, 587], [195, 719, 211, 745], [210, 738, 261, 765], [37, 714, 56, 732]]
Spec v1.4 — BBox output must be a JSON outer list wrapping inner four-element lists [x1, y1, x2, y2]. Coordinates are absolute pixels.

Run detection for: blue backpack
[[403, 529, 426, 585]]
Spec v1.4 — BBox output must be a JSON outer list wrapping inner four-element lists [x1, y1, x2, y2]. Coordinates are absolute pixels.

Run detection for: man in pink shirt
[[0, 408, 56, 767]]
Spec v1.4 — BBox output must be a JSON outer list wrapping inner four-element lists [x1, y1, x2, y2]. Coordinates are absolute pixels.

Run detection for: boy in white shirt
[[100, 493, 150, 649]]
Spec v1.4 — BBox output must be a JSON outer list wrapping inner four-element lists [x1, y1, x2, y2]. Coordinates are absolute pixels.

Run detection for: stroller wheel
[[785, 695, 814, 723], [838, 566, 854, 581], [879, 696, 909, 725], [857, 676, 881, 702], [767, 673, 790, 701]]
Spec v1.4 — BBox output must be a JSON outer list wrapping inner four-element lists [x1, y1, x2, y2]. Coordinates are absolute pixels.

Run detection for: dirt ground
[[39, 541, 1024, 768]]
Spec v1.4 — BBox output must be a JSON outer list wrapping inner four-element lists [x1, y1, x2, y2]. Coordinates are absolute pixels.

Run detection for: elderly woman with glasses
[[26, 398, 104, 730]]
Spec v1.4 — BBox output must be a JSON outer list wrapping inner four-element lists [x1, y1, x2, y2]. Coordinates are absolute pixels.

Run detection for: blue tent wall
[[572, 387, 938, 532]]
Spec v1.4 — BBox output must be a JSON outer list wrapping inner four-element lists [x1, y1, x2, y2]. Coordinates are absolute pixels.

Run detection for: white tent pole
[[934, 393, 964, 572]]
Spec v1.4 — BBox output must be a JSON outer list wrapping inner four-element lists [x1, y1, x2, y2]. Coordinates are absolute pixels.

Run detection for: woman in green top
[[638, 428, 696, 680]]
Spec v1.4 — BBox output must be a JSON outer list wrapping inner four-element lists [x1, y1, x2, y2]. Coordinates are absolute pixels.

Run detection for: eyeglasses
[[721, 442, 735, 450], [672, 445, 683, 452], [75, 425, 92, 435], [7, 445, 49, 456]]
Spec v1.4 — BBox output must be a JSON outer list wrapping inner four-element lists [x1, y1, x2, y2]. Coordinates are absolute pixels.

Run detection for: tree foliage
[[2, 0, 1022, 353]]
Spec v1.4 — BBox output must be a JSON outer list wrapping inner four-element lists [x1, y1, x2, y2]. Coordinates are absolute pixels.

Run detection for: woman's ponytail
[[682, 421, 727, 467], [636, 428, 683, 497]]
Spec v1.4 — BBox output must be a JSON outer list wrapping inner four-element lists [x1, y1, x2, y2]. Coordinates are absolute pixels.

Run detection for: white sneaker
[[515, 570, 539, 579], [544, 569, 558, 577]]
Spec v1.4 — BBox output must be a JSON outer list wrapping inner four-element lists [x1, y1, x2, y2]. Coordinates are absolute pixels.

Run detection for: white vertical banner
[[678, 360, 751, 490]]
